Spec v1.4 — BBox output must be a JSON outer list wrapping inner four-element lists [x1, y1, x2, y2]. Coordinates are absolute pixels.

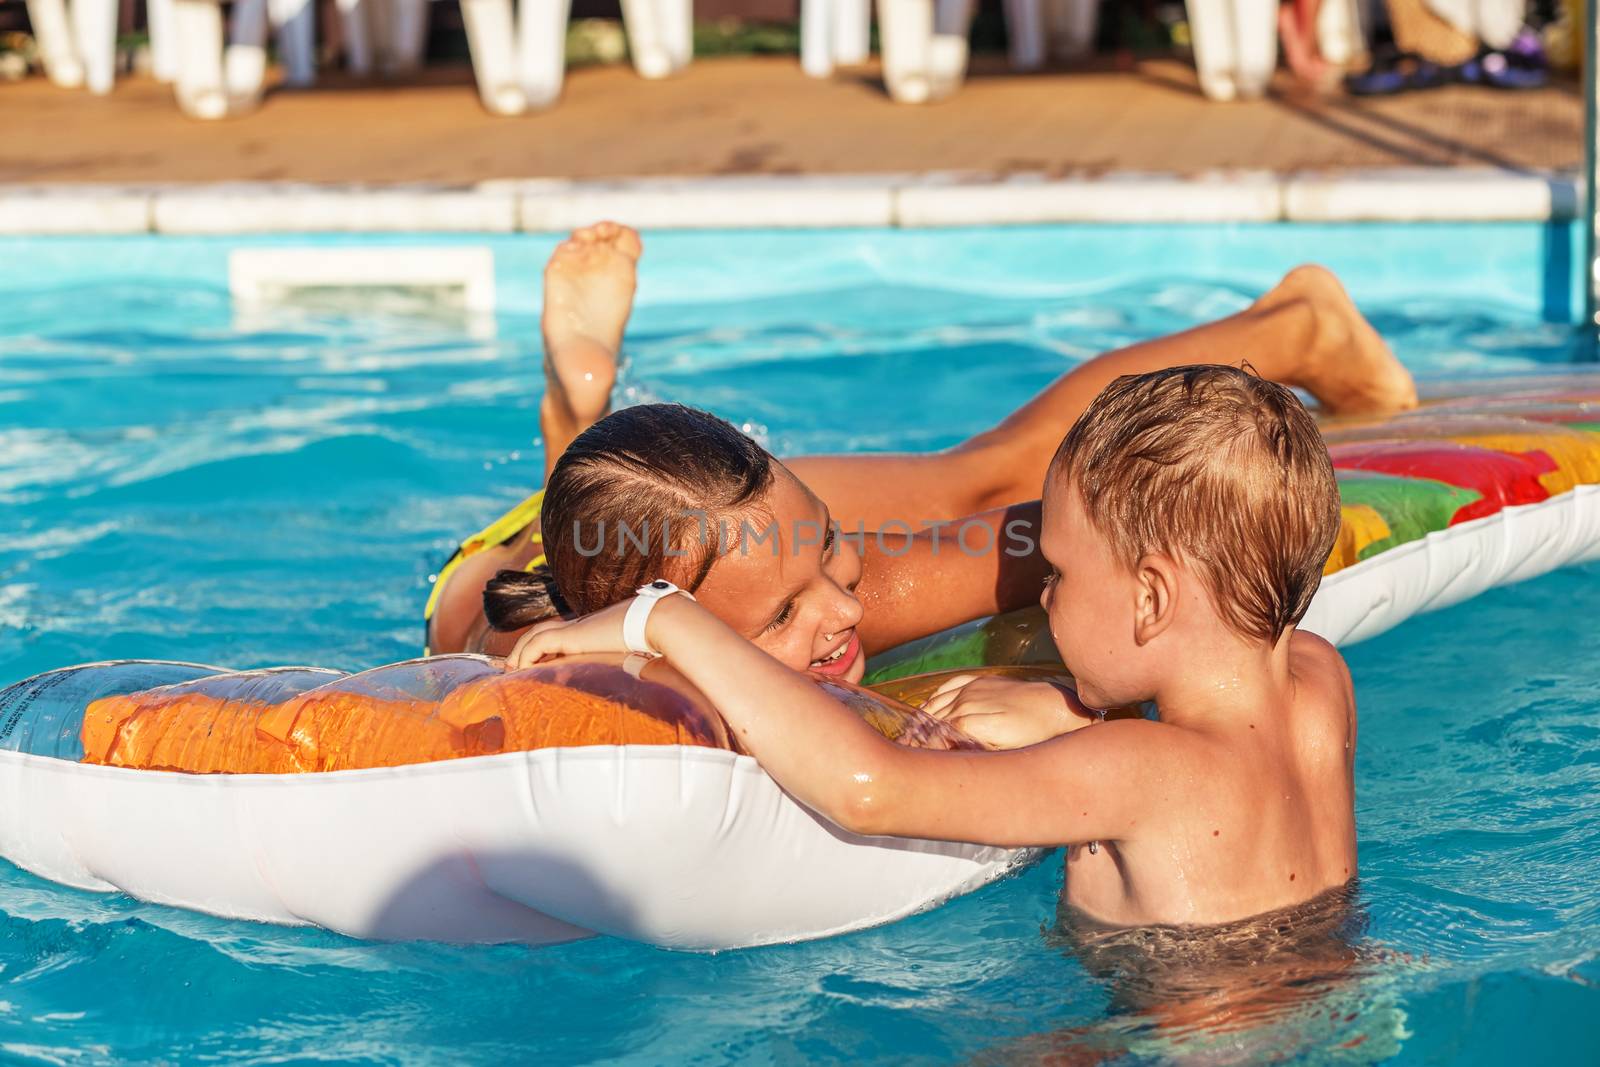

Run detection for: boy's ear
[[1132, 553, 1179, 646]]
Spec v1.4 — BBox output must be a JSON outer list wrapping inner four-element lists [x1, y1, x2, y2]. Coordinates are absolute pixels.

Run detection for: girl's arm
[[508, 594, 1164, 847]]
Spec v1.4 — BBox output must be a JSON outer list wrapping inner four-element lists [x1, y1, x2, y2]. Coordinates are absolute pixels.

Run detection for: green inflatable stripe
[[1336, 472, 1483, 561], [865, 606, 1063, 684], [864, 624, 993, 685]]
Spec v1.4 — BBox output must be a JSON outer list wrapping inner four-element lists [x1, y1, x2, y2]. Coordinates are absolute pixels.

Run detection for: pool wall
[[0, 219, 1585, 324]]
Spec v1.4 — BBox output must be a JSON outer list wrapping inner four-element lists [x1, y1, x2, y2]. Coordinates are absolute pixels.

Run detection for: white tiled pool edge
[[0, 169, 1581, 234]]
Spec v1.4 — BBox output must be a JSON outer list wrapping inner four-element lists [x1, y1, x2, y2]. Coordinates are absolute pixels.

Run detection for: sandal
[[1456, 29, 1549, 90], [1344, 47, 1449, 96]]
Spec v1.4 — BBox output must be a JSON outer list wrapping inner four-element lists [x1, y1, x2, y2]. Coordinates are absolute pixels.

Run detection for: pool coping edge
[[0, 168, 1582, 234]]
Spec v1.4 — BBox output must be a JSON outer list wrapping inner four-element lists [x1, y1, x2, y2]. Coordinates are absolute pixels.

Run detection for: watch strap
[[623, 580, 693, 656]]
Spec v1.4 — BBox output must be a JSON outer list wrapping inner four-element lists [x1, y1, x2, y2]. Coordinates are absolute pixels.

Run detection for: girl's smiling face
[[693, 467, 867, 684]]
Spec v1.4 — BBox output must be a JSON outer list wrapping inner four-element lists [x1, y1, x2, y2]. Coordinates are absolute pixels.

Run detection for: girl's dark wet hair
[[485, 403, 776, 631]]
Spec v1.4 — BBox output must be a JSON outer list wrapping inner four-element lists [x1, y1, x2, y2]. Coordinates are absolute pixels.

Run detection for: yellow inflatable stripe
[[422, 488, 547, 625], [1324, 504, 1392, 577], [1451, 433, 1600, 496]]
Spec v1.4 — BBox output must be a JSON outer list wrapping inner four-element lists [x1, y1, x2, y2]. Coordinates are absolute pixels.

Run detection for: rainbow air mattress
[[871, 370, 1600, 677]]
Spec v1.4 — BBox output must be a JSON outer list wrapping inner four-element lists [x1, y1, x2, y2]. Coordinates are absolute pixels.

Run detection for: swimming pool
[[1, 226, 1597, 1062]]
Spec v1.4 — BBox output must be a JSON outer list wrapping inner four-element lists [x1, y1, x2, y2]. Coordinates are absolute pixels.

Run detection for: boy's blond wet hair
[[1050, 364, 1341, 644]]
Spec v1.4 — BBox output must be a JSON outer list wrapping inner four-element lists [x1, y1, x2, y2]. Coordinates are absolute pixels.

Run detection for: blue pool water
[[1, 226, 1598, 1063]]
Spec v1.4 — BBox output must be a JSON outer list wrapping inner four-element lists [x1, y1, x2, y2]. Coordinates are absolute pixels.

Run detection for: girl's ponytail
[[484, 563, 568, 630]]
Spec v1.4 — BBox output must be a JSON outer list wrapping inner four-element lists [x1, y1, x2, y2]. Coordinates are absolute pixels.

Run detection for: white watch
[[623, 580, 694, 656]]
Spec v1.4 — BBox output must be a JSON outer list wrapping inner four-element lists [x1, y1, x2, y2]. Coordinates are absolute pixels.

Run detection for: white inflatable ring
[[0, 657, 1036, 951]]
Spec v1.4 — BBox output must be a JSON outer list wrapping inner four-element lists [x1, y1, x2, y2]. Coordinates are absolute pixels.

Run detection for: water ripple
[[0, 276, 1597, 1062]]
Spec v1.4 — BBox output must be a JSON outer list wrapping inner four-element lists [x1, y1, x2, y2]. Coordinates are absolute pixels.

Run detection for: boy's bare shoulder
[[1287, 630, 1357, 734], [1288, 630, 1352, 690]]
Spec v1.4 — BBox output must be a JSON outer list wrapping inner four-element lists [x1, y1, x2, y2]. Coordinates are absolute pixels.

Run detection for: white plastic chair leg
[[801, 0, 834, 77], [515, 0, 569, 107], [878, 0, 970, 102], [388, 0, 429, 72], [148, 0, 180, 81], [270, 0, 317, 86], [70, 0, 117, 93], [25, 0, 85, 88], [1004, 0, 1045, 70], [1044, 0, 1095, 60], [620, 0, 673, 78], [928, 0, 972, 94], [833, 0, 870, 65], [1184, 0, 1239, 100], [171, 0, 228, 118], [1467, 0, 1522, 50], [1232, 0, 1277, 97], [878, 0, 934, 102], [225, 0, 269, 107], [1315, 0, 1361, 65], [459, 0, 528, 113], [658, 0, 693, 72], [338, 0, 373, 74]]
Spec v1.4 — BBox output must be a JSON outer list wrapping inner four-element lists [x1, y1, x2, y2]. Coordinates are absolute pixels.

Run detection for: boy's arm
[[855, 501, 1049, 654], [655, 593, 1167, 845], [510, 594, 1167, 847]]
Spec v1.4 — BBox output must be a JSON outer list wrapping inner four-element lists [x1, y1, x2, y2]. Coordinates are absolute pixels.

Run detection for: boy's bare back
[[1061, 631, 1357, 926], [1036, 365, 1358, 927], [916, 365, 1361, 928]]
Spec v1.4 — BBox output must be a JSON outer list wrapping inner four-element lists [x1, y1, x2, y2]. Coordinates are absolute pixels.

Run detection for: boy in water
[[513, 364, 1358, 926]]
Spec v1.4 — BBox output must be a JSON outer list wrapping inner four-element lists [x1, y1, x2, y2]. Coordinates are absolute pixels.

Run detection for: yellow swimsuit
[[422, 489, 546, 654]]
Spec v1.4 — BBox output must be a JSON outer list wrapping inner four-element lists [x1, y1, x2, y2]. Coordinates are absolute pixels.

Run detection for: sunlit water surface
[[0, 230, 1597, 1063]]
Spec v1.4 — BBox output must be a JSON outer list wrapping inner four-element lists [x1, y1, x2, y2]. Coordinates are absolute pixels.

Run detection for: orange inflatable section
[[82, 671, 733, 774], [81, 665, 988, 775]]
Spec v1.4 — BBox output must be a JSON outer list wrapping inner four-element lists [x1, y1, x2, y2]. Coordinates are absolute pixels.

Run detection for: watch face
[[649, 580, 672, 592]]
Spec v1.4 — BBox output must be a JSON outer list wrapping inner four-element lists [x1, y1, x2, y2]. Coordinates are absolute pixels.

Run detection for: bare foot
[[1256, 265, 1418, 415], [1277, 4, 1328, 85], [540, 221, 642, 449]]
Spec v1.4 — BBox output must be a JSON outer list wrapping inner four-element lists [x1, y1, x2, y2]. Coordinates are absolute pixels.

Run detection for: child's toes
[[614, 226, 643, 260]]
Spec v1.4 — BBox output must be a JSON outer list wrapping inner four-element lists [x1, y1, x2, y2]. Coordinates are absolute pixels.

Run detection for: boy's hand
[[921, 675, 1096, 750]]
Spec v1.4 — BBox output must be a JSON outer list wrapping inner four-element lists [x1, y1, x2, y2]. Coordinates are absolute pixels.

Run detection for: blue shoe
[[1345, 48, 1448, 96], [1458, 29, 1549, 90]]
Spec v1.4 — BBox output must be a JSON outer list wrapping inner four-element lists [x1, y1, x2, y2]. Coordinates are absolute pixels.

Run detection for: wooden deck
[[0, 54, 1581, 184]]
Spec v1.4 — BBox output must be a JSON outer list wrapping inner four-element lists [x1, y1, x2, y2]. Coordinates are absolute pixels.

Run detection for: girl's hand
[[921, 675, 1096, 750], [506, 598, 637, 668]]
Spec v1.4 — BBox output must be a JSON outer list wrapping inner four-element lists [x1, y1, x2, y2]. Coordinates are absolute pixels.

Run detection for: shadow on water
[[1542, 219, 1575, 327], [364, 850, 604, 948], [1534, 213, 1600, 365], [1549, 217, 1600, 362]]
